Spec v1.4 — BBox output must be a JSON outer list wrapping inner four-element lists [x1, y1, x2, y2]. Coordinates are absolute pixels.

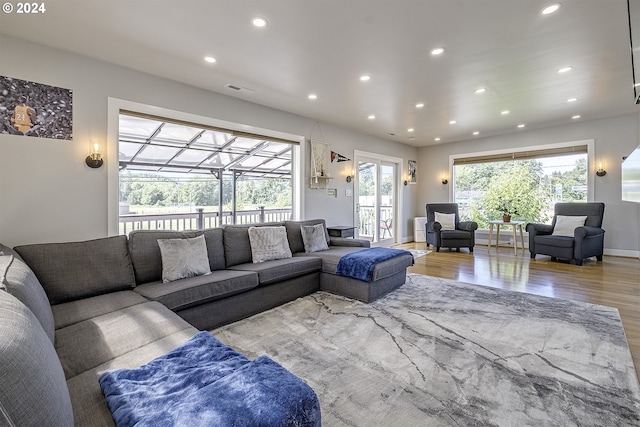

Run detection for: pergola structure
[[118, 112, 295, 221]]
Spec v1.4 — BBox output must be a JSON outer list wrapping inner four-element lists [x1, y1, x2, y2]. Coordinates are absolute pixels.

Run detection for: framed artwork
[[408, 160, 417, 184], [0, 76, 73, 140]]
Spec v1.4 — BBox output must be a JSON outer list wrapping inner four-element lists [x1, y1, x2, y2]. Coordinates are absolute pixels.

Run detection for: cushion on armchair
[[552, 215, 587, 236], [434, 212, 456, 230]]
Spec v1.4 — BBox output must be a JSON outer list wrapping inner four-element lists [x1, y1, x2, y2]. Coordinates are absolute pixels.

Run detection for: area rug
[[212, 273, 640, 426], [406, 248, 430, 259]]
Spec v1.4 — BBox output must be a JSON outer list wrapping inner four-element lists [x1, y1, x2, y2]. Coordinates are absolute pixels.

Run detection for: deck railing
[[357, 205, 393, 239], [119, 207, 292, 235]]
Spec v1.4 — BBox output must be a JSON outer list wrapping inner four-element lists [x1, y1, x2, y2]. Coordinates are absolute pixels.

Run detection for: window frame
[[448, 139, 596, 225], [107, 98, 305, 236]]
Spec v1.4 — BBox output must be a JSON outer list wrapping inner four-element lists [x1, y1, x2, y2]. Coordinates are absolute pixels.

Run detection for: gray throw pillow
[[248, 226, 292, 263], [157, 235, 211, 283], [301, 224, 329, 253]]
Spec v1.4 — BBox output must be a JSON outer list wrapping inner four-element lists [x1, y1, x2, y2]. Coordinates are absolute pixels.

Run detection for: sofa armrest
[[457, 221, 478, 232], [329, 237, 371, 248]]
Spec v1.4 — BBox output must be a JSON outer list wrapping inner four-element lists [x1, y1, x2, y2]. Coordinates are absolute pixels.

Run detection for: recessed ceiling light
[[557, 66, 573, 74], [473, 131, 480, 136], [415, 103, 425, 108], [368, 114, 376, 120], [518, 124, 526, 128], [541, 3, 561, 15], [567, 97, 577, 103], [474, 88, 486, 94], [501, 110, 510, 115], [572, 115, 581, 119], [252, 17, 268, 27], [434, 137, 441, 141], [431, 47, 445, 55], [360, 75, 371, 82], [204, 56, 217, 63], [449, 120, 457, 125], [407, 128, 414, 132], [308, 94, 317, 100]]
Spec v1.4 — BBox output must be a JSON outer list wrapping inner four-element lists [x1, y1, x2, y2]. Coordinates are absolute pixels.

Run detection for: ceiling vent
[[224, 83, 255, 95]]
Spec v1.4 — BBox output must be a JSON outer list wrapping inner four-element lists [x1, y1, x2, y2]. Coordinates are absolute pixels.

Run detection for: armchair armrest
[[426, 221, 441, 232], [574, 226, 605, 239], [525, 223, 553, 236], [329, 237, 371, 248], [457, 221, 478, 232]]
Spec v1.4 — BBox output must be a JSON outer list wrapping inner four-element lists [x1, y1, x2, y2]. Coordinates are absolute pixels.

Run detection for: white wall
[[0, 35, 418, 247], [417, 114, 640, 256]]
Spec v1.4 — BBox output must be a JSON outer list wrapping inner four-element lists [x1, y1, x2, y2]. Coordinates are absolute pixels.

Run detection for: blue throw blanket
[[336, 247, 412, 282], [99, 332, 321, 427]]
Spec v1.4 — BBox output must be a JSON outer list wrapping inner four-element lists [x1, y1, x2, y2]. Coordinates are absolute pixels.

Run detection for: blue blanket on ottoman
[[336, 247, 412, 282], [99, 331, 321, 427]]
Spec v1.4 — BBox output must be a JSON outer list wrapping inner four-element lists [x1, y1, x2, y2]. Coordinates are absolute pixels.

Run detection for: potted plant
[[497, 199, 519, 222]]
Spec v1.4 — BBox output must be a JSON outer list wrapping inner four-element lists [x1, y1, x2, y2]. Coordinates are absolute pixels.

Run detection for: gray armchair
[[526, 202, 605, 266], [426, 203, 478, 252]]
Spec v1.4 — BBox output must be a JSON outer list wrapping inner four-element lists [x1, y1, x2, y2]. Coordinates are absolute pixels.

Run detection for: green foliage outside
[[454, 157, 587, 229], [120, 172, 291, 214]]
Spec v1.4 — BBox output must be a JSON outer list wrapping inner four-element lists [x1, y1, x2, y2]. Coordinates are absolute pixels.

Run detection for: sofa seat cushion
[[14, 236, 136, 304], [55, 301, 194, 379], [0, 291, 74, 427], [227, 256, 321, 286], [133, 270, 259, 311], [52, 290, 148, 330], [128, 229, 226, 284], [66, 329, 196, 427], [297, 247, 413, 282], [535, 235, 575, 249]]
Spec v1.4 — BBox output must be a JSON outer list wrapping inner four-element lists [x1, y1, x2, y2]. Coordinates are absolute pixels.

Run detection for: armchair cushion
[[552, 215, 587, 236], [434, 212, 456, 230]]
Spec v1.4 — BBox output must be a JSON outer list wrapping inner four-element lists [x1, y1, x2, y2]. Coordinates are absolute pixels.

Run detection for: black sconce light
[[596, 161, 606, 177]]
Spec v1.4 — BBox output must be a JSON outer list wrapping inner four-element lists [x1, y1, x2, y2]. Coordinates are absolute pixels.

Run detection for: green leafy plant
[[496, 199, 520, 216]]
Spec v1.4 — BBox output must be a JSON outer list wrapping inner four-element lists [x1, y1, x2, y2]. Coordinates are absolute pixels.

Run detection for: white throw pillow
[[300, 223, 329, 253], [552, 215, 587, 237], [434, 212, 456, 230], [248, 226, 292, 263], [157, 234, 211, 283]]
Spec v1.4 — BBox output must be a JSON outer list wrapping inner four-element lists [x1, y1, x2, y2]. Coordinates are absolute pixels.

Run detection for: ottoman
[[300, 247, 414, 302]]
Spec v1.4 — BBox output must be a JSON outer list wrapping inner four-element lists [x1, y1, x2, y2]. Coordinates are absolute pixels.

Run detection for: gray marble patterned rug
[[213, 273, 640, 426]]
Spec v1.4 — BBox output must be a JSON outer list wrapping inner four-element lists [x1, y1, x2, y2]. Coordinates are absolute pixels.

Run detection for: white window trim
[[107, 97, 304, 236], [448, 139, 596, 202]]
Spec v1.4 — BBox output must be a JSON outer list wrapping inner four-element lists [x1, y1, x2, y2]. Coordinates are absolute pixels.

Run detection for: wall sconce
[[596, 161, 606, 177], [346, 170, 354, 183], [85, 141, 103, 168], [441, 175, 448, 185]]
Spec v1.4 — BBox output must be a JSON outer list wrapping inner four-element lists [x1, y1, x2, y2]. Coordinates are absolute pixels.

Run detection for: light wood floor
[[396, 242, 640, 380]]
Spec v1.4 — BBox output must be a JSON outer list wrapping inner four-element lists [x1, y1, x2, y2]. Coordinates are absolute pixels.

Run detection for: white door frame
[[353, 150, 403, 246]]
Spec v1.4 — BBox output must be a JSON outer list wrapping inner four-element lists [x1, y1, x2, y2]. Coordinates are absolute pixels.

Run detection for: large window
[[117, 112, 296, 234], [453, 144, 589, 229]]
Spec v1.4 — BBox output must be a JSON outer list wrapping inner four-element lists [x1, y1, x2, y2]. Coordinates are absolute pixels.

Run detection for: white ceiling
[[1, 0, 638, 147]]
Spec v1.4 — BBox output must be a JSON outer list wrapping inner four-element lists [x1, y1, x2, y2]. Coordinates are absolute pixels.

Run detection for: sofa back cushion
[[0, 254, 55, 344], [129, 228, 225, 284], [0, 291, 74, 427], [285, 220, 330, 254], [14, 236, 136, 305], [223, 222, 285, 267]]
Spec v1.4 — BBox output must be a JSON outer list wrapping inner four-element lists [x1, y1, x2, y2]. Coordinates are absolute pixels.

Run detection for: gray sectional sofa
[[0, 219, 413, 426]]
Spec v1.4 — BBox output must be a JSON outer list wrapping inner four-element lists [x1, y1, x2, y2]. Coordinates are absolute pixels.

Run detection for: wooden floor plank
[[397, 242, 640, 379]]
